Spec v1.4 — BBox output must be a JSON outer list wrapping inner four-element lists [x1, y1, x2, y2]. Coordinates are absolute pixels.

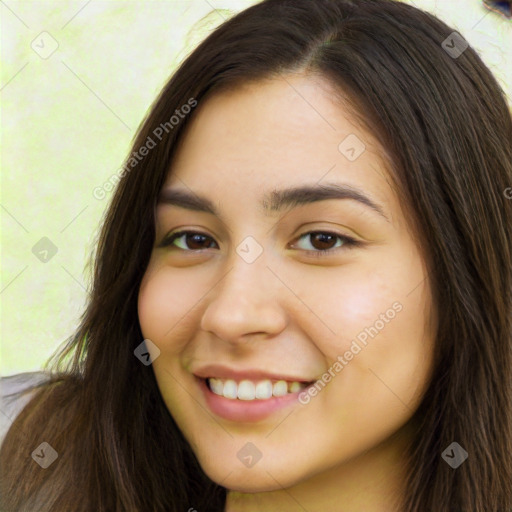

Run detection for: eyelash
[[158, 229, 362, 258]]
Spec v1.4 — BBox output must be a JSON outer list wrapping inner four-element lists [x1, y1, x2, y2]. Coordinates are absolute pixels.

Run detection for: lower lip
[[197, 377, 308, 422]]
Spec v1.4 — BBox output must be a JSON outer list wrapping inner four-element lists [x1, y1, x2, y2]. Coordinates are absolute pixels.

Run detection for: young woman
[[1, 0, 511, 510]]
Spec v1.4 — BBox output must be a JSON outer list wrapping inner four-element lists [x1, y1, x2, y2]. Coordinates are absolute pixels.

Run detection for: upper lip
[[193, 364, 315, 383]]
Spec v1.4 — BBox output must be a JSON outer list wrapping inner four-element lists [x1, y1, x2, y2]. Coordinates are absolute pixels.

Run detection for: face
[[137, 73, 437, 493]]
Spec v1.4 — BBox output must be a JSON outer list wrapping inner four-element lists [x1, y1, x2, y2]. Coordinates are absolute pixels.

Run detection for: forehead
[[164, 74, 397, 221]]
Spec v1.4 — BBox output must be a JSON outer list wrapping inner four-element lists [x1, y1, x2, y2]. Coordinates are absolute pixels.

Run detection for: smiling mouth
[[205, 377, 314, 401]]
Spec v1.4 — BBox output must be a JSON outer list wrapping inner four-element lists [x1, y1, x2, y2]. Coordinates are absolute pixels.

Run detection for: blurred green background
[[1, 0, 511, 376]]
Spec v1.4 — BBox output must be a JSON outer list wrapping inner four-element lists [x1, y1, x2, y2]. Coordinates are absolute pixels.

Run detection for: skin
[[137, 72, 437, 512]]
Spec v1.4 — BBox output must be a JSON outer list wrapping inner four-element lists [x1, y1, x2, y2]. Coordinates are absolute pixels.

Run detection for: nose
[[200, 251, 288, 345]]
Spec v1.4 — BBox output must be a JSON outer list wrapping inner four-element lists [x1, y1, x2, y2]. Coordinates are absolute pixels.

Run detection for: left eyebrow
[[157, 182, 390, 223]]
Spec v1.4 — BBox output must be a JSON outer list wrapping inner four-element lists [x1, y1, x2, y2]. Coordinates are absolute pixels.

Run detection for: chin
[[211, 472, 288, 493], [197, 454, 310, 493]]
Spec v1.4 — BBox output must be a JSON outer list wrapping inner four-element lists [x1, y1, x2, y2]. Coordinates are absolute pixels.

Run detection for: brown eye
[[159, 231, 218, 250], [291, 231, 361, 258], [307, 232, 339, 250]]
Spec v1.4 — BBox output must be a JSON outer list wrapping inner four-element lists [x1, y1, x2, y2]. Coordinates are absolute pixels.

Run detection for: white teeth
[[209, 378, 224, 395], [255, 380, 273, 399], [237, 380, 255, 400], [222, 379, 237, 399], [207, 378, 309, 400], [272, 380, 288, 397]]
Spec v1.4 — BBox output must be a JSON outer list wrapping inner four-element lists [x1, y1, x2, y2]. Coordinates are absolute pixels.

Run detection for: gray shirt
[[0, 371, 51, 449]]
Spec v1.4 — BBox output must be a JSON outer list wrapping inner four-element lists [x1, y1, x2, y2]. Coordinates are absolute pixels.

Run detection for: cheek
[[295, 266, 405, 358], [332, 255, 431, 346], [317, 267, 435, 418], [137, 265, 199, 347], [304, 255, 434, 397]]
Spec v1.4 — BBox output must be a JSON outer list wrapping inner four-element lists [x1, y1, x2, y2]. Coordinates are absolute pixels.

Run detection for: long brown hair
[[1, 1, 511, 510]]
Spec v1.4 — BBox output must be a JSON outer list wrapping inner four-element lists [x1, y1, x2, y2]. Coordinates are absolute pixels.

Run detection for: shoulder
[[0, 371, 52, 450]]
